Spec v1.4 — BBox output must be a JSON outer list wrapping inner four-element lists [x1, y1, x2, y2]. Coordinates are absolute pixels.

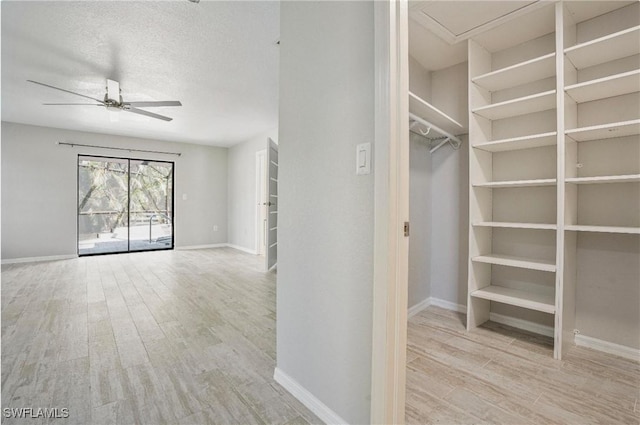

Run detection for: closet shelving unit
[[564, 119, 640, 141], [409, 91, 464, 153], [467, 2, 560, 353], [563, 9, 640, 236], [471, 90, 557, 120], [559, 3, 639, 360], [467, 1, 640, 360]]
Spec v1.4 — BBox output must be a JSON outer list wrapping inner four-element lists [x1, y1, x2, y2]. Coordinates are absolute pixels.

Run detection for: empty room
[[2, 1, 639, 425]]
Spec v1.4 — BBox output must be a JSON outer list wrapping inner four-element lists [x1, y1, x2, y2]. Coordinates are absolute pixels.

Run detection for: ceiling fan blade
[[27, 80, 105, 104], [125, 101, 182, 108], [42, 103, 104, 106], [125, 107, 173, 121]]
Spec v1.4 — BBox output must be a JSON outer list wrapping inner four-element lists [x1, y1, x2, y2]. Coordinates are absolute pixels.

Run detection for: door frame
[[76, 154, 176, 257], [370, 1, 410, 424], [255, 149, 267, 256]]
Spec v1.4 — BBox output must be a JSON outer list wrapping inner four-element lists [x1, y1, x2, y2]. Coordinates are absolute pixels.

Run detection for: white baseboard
[[1, 254, 77, 265], [408, 298, 432, 318], [226, 244, 258, 255], [575, 334, 639, 362], [429, 297, 466, 313], [408, 297, 465, 318], [274, 367, 348, 425], [1, 243, 256, 263], [489, 312, 554, 338], [176, 243, 228, 250]]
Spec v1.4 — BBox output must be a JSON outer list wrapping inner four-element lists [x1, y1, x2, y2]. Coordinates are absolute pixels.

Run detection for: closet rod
[[57, 141, 182, 157], [408, 112, 463, 153]]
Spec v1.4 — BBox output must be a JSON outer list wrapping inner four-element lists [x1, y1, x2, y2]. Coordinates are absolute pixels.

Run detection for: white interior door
[[256, 150, 267, 256], [266, 138, 278, 271]]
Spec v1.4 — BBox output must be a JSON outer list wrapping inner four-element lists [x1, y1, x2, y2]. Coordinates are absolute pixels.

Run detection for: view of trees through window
[[78, 156, 173, 255]]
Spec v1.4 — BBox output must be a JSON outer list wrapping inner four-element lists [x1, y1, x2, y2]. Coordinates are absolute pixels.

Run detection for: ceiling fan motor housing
[[106, 79, 122, 105]]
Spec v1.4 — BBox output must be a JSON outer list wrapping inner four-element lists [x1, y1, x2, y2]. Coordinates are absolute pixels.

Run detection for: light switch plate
[[356, 142, 371, 175]]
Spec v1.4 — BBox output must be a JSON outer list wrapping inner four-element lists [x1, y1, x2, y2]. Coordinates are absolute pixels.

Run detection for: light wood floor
[[1, 248, 321, 425], [406, 306, 640, 425], [5, 249, 639, 425]]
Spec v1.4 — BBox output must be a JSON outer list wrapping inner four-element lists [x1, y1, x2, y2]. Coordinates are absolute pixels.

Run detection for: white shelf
[[472, 90, 556, 120], [472, 53, 556, 92], [565, 225, 640, 235], [473, 132, 557, 152], [565, 26, 640, 69], [473, 178, 556, 188], [565, 69, 640, 103], [471, 285, 556, 314], [409, 91, 464, 136], [473, 254, 556, 272], [565, 119, 640, 142], [566, 174, 640, 184], [473, 222, 557, 230]]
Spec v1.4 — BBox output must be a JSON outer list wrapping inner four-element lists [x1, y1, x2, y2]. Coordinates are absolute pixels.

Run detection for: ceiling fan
[[27, 79, 182, 122]]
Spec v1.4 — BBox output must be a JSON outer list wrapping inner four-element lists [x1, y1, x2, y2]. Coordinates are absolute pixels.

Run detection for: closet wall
[[430, 135, 469, 307], [409, 133, 432, 308], [408, 29, 469, 312]]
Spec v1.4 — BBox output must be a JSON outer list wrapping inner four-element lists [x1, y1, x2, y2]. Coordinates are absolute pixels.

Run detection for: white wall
[[277, 2, 375, 424], [429, 137, 469, 307], [1, 122, 228, 260], [227, 128, 278, 253], [408, 134, 431, 308]]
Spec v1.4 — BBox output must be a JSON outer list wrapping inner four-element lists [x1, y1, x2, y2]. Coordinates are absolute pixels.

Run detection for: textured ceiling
[[1, 1, 280, 147]]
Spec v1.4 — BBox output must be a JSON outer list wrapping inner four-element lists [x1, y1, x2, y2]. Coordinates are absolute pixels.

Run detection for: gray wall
[[1, 122, 228, 260], [277, 1, 375, 423], [429, 137, 469, 307], [575, 233, 639, 349], [408, 55, 431, 101], [407, 59, 469, 309], [408, 134, 431, 308], [227, 128, 277, 253]]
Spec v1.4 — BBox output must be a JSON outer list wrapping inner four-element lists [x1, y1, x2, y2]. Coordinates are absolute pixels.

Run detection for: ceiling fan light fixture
[[188, 0, 200, 3], [28, 79, 181, 122]]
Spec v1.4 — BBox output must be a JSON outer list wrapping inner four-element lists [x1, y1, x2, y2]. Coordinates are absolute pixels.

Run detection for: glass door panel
[[129, 160, 174, 251], [78, 156, 129, 255], [78, 156, 174, 256]]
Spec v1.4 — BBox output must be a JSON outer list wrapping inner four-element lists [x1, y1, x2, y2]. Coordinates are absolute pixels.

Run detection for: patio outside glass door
[[78, 155, 174, 256]]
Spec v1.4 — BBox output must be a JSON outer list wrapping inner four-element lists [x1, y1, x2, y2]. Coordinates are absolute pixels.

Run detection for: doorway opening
[[77, 155, 174, 256]]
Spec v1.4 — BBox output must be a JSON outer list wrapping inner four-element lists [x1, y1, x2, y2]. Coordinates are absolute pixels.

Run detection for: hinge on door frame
[[404, 222, 410, 237]]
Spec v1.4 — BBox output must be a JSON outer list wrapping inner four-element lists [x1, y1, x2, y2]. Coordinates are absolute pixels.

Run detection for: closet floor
[[406, 306, 640, 425]]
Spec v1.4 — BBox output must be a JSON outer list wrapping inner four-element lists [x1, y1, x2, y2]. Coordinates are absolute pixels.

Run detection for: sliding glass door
[[78, 155, 174, 256], [129, 159, 174, 252]]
